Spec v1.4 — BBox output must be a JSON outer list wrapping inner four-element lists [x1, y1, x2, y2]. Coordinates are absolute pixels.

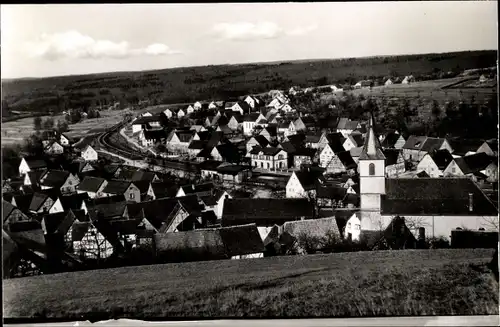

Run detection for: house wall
[[477, 143, 496, 156], [19, 159, 31, 176], [416, 155, 442, 177], [49, 198, 64, 214], [46, 143, 64, 155], [61, 174, 80, 194], [73, 225, 114, 260], [394, 136, 406, 149], [343, 138, 356, 151], [345, 214, 362, 241], [257, 226, 274, 240], [166, 207, 190, 233], [484, 163, 499, 182], [4, 208, 30, 225], [82, 147, 98, 162], [125, 184, 141, 203], [34, 197, 54, 214], [132, 124, 143, 134], [60, 136, 70, 146], [443, 160, 465, 177], [286, 173, 307, 198], [294, 155, 312, 169], [386, 162, 406, 178]]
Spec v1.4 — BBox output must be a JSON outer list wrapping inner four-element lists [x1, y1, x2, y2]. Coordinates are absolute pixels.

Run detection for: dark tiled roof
[[294, 170, 325, 191], [177, 131, 194, 143], [77, 176, 106, 193], [38, 170, 70, 188], [222, 198, 315, 227], [403, 135, 428, 150], [421, 137, 446, 152], [133, 180, 151, 194], [383, 149, 403, 166], [143, 129, 167, 140], [29, 193, 52, 212], [2, 200, 16, 222], [198, 160, 224, 172], [381, 132, 403, 148], [279, 141, 296, 154], [249, 146, 283, 156], [101, 180, 133, 195], [429, 149, 454, 170], [217, 143, 241, 163], [180, 182, 214, 195], [87, 201, 128, 221], [60, 193, 89, 211], [305, 135, 321, 144], [24, 158, 48, 170], [216, 164, 251, 175], [324, 133, 346, 153], [41, 211, 74, 235], [337, 151, 357, 170], [243, 113, 261, 122], [12, 194, 33, 212], [131, 170, 158, 182], [188, 140, 207, 150], [27, 170, 47, 187], [455, 152, 496, 174], [381, 178, 498, 216], [317, 186, 348, 200], [85, 194, 126, 206], [71, 222, 91, 241], [349, 134, 365, 147], [294, 147, 317, 157], [252, 135, 270, 148], [133, 116, 160, 125], [219, 224, 265, 256]]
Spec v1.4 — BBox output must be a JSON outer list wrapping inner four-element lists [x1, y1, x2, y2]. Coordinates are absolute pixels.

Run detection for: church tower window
[[369, 163, 375, 176]]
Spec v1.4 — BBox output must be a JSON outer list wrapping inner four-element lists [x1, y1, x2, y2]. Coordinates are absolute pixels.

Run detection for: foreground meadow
[[3, 249, 497, 320]]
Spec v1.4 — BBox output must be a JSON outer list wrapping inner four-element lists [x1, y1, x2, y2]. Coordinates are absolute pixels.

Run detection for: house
[[380, 131, 406, 149], [286, 169, 325, 199], [130, 170, 160, 183], [29, 192, 64, 215], [244, 95, 262, 109], [44, 141, 64, 155], [227, 114, 243, 131], [318, 142, 345, 168], [247, 135, 270, 152], [18, 157, 48, 176], [222, 198, 316, 240], [416, 149, 454, 178], [76, 176, 108, 199], [342, 133, 364, 151], [357, 114, 498, 241], [58, 133, 71, 147], [316, 186, 354, 208], [166, 130, 194, 154], [304, 134, 322, 149], [139, 129, 167, 147], [198, 188, 231, 219], [402, 75, 415, 84], [402, 136, 453, 162], [147, 181, 178, 200], [443, 152, 498, 182], [81, 145, 98, 162], [163, 108, 174, 118], [190, 125, 206, 133], [11, 194, 34, 212], [260, 125, 278, 142], [60, 193, 90, 213], [38, 170, 80, 194], [66, 159, 95, 178], [100, 180, 141, 203], [154, 223, 264, 261], [131, 115, 161, 134], [330, 85, 343, 92], [231, 101, 251, 115], [3, 199, 31, 226], [283, 217, 342, 253], [354, 80, 373, 89], [176, 182, 215, 198], [322, 151, 357, 175], [71, 220, 115, 260], [384, 78, 393, 86], [477, 139, 498, 157], [336, 118, 361, 137], [248, 147, 288, 170], [23, 169, 47, 189], [267, 98, 285, 110], [383, 149, 406, 177], [242, 113, 265, 136], [292, 147, 316, 168], [216, 164, 252, 184], [186, 105, 195, 115]]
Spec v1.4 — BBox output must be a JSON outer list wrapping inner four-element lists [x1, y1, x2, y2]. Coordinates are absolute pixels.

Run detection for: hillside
[[1, 50, 496, 115], [3, 249, 497, 321]]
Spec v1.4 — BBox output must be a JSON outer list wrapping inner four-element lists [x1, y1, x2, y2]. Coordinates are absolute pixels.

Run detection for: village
[[3, 72, 499, 278]]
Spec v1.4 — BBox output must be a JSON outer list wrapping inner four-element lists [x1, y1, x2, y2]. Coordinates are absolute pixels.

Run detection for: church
[[344, 116, 498, 241]]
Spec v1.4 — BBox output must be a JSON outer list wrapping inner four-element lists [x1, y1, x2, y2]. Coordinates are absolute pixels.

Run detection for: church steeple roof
[[359, 113, 386, 160]]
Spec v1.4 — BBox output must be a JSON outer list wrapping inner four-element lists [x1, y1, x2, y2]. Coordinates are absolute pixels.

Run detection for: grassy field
[[3, 249, 497, 320], [1, 108, 132, 147]]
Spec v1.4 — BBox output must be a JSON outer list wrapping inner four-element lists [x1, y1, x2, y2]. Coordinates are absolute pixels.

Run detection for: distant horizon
[[2, 48, 497, 81]]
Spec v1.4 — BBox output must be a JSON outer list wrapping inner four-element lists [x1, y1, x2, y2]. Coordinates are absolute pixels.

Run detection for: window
[[278, 154, 284, 160], [130, 193, 135, 199], [369, 163, 375, 176], [68, 180, 72, 186], [452, 167, 456, 173]]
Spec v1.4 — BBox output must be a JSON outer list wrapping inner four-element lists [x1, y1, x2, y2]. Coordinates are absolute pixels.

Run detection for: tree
[[431, 100, 441, 120], [23, 134, 44, 156], [34, 117, 42, 131], [43, 118, 55, 130], [56, 120, 69, 133]]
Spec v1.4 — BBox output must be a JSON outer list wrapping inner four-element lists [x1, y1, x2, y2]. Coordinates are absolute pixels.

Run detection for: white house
[[81, 145, 98, 162], [44, 141, 64, 155], [384, 79, 393, 86], [286, 170, 324, 199], [248, 147, 288, 170], [416, 149, 454, 178], [163, 108, 173, 118], [59, 133, 71, 146], [18, 158, 47, 176]]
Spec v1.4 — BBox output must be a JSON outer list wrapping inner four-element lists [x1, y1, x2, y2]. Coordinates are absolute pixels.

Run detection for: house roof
[[29, 192, 53, 212], [294, 147, 317, 157], [294, 170, 325, 191], [71, 222, 91, 241], [428, 149, 454, 170], [38, 170, 70, 188], [12, 194, 33, 212], [24, 158, 48, 170], [336, 151, 357, 169], [305, 134, 321, 144], [87, 201, 128, 221], [3, 200, 17, 223], [180, 182, 214, 195], [324, 133, 346, 153], [249, 146, 283, 156], [77, 176, 106, 193], [381, 178, 498, 216], [381, 132, 403, 148], [219, 223, 265, 256], [150, 181, 178, 199], [101, 180, 133, 195], [177, 131, 194, 143], [337, 118, 359, 130], [403, 135, 428, 150], [154, 228, 227, 259], [131, 170, 157, 182], [449, 139, 483, 156], [60, 193, 89, 211], [348, 134, 365, 147], [217, 143, 241, 163], [133, 180, 151, 194], [420, 137, 446, 152], [133, 115, 160, 125], [41, 211, 74, 235], [216, 164, 251, 175], [222, 198, 315, 227], [198, 160, 224, 172], [279, 141, 296, 154], [454, 152, 496, 174], [383, 149, 403, 166], [243, 113, 261, 122], [143, 129, 167, 140], [316, 186, 348, 200], [188, 140, 207, 150], [283, 217, 341, 240], [252, 135, 270, 148]]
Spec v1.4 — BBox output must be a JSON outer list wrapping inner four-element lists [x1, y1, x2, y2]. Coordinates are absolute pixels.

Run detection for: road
[[5, 315, 499, 326]]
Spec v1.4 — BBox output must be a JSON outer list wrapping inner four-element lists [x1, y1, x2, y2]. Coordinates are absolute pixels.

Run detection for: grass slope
[[3, 249, 498, 320]]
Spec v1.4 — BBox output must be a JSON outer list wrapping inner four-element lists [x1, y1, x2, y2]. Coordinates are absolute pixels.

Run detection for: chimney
[[468, 193, 473, 212]]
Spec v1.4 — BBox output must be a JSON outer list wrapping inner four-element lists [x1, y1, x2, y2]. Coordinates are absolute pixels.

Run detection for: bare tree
[[481, 216, 499, 230]]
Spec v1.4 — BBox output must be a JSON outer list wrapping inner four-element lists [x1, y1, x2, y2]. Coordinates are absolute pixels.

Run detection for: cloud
[[25, 30, 181, 60], [210, 22, 317, 41], [287, 24, 318, 36]]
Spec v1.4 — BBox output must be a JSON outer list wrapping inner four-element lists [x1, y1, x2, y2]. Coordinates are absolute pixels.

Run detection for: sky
[[1, 2, 498, 79]]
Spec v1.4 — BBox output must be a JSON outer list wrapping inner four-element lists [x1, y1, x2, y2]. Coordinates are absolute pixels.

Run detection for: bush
[[426, 236, 450, 249]]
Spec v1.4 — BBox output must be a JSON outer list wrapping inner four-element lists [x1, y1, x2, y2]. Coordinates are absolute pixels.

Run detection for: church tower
[[359, 114, 386, 224]]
